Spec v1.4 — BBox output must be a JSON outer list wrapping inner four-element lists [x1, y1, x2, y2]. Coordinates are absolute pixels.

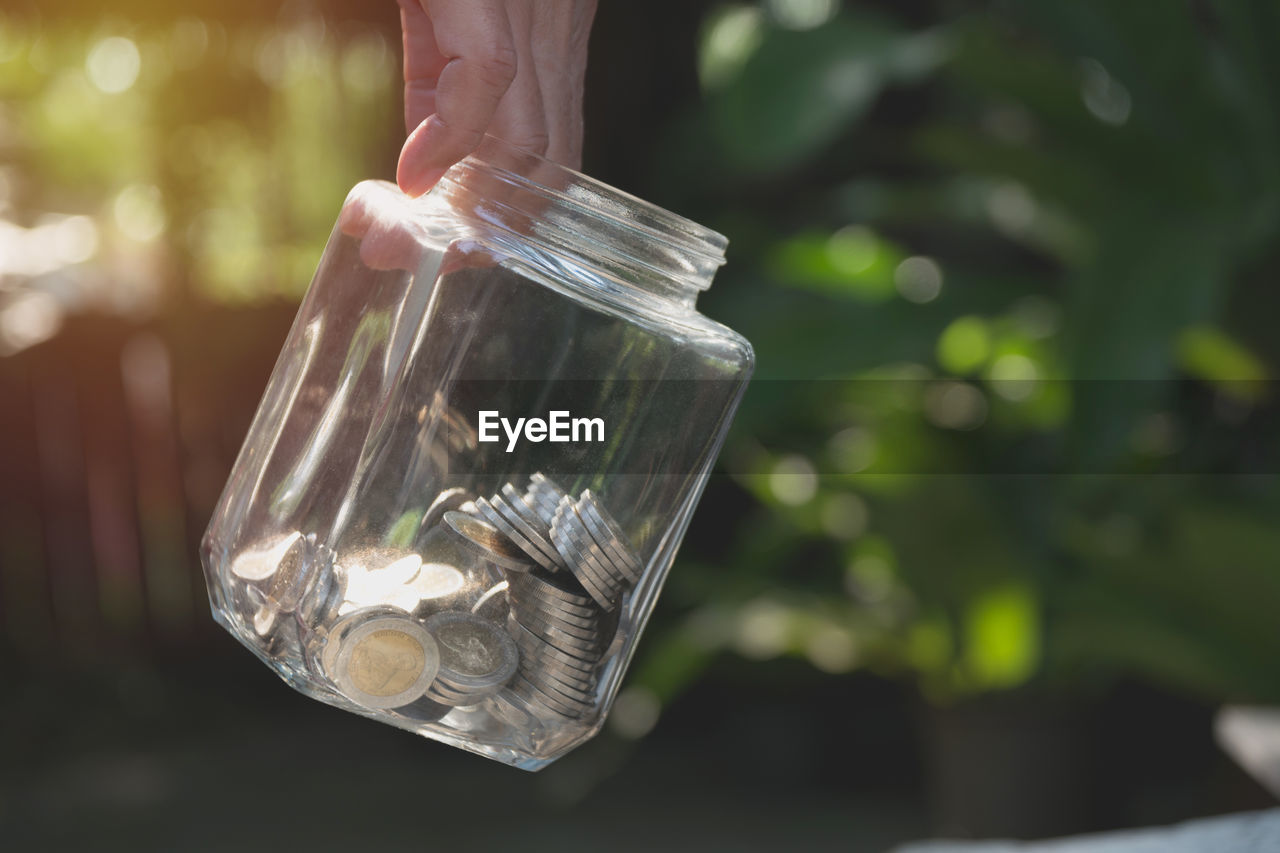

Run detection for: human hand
[[395, 0, 598, 197]]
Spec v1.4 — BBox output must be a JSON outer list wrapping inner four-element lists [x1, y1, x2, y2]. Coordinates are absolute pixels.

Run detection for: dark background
[[1, 1, 1277, 849]]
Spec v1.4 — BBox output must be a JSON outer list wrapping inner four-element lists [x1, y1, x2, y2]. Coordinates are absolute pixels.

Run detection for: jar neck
[[431, 136, 726, 311]]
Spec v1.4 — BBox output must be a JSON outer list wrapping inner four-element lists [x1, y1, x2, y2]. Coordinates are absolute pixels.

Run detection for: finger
[[397, 0, 518, 196], [530, 0, 595, 168], [488, 0, 550, 157], [399, 0, 446, 133]]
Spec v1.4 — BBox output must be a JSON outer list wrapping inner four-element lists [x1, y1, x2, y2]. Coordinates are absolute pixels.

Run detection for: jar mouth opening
[[447, 135, 728, 277]]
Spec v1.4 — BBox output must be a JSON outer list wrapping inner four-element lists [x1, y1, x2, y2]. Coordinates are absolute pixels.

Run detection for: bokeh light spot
[[699, 5, 764, 91], [1, 291, 63, 356], [936, 316, 991, 374], [828, 426, 877, 473], [86, 36, 141, 94], [53, 215, 99, 264], [114, 184, 166, 242], [987, 182, 1036, 236], [734, 599, 791, 659], [1080, 58, 1132, 126], [826, 225, 879, 275], [924, 381, 988, 430], [820, 492, 868, 540], [609, 686, 662, 739], [988, 353, 1040, 401], [805, 624, 858, 673], [770, 454, 818, 505], [766, 0, 839, 31], [894, 255, 943, 304]]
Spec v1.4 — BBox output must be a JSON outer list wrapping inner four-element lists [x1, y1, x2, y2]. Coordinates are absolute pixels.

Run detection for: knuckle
[[472, 41, 517, 87]]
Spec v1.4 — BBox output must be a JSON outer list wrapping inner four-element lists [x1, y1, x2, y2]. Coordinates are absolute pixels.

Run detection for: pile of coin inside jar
[[225, 473, 641, 724]]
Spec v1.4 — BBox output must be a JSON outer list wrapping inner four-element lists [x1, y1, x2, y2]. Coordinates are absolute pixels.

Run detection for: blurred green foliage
[[3, 2, 1277, 716], [635, 0, 1280, 708]]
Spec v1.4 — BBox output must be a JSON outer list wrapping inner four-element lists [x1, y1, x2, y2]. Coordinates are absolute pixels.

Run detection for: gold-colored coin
[[348, 628, 427, 698]]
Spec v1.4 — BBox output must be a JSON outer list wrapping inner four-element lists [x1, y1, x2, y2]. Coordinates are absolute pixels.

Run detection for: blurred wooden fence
[[0, 304, 295, 662]]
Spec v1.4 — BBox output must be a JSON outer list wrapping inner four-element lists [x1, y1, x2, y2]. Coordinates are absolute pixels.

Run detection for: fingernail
[[398, 163, 446, 197]]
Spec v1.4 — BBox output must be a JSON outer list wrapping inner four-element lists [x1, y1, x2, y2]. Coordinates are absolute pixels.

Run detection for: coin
[[252, 602, 279, 638], [425, 611, 518, 693], [419, 487, 473, 536], [511, 603, 604, 645], [507, 613, 603, 662], [577, 490, 643, 580], [471, 580, 510, 622], [265, 532, 325, 613], [508, 625, 600, 675], [230, 531, 305, 582], [475, 497, 560, 573], [527, 473, 571, 511], [297, 544, 341, 625], [548, 506, 623, 610], [498, 484, 564, 569], [508, 568, 596, 609], [509, 593, 602, 632], [332, 613, 439, 710], [408, 561, 466, 601], [510, 673, 589, 719], [443, 510, 532, 572]]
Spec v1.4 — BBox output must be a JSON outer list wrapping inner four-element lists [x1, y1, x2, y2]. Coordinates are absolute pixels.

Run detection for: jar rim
[[454, 135, 728, 274]]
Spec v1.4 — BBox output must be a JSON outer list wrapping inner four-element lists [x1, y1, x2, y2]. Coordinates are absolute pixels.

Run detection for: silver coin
[[549, 500, 627, 609], [505, 681, 574, 721], [523, 489, 562, 527], [556, 502, 630, 588], [549, 527, 622, 611], [443, 510, 532, 573], [508, 594, 602, 632], [476, 496, 561, 573], [230, 531, 304, 582], [471, 580, 510, 622], [528, 666, 597, 704], [256, 532, 322, 613], [487, 690, 542, 729], [524, 654, 598, 693], [527, 473, 571, 509], [577, 490, 643, 580], [509, 673, 587, 719], [252, 601, 280, 638], [424, 611, 518, 694], [507, 614, 604, 662], [501, 484, 557, 541], [516, 672, 593, 717], [419, 487, 473, 535], [497, 485, 567, 571], [507, 576, 601, 620], [474, 497, 554, 569], [297, 545, 341, 625], [512, 604, 605, 644], [425, 680, 484, 707], [332, 613, 439, 710], [508, 568, 596, 609], [506, 620, 600, 671]]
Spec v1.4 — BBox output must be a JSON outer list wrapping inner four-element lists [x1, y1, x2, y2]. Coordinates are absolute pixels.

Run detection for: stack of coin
[[443, 510, 533, 573], [504, 569, 612, 719], [422, 611, 518, 706], [548, 494, 640, 612], [475, 490, 564, 573]]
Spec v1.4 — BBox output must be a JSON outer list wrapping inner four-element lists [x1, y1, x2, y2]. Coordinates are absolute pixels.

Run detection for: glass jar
[[201, 136, 753, 769]]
